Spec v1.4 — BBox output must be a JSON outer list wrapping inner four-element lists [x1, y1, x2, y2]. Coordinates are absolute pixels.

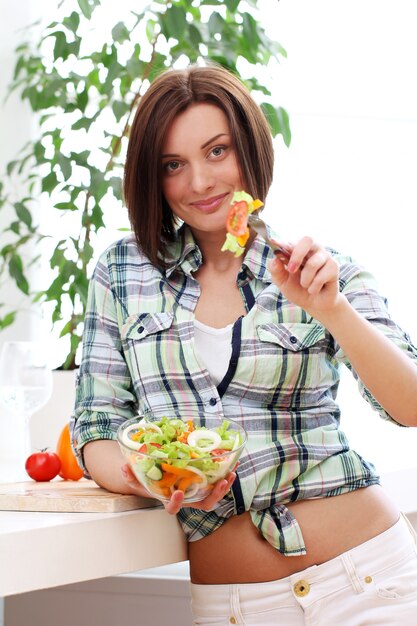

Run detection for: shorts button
[[293, 579, 310, 597], [230, 618, 237, 625], [364, 576, 373, 584]]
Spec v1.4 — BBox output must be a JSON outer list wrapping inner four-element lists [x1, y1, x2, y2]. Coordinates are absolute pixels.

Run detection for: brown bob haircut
[[123, 63, 274, 268]]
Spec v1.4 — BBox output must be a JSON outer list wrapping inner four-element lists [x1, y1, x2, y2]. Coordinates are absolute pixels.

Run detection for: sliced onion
[[121, 423, 145, 450], [172, 481, 200, 499], [187, 429, 221, 452], [137, 418, 162, 434], [183, 464, 208, 488], [170, 464, 208, 499]]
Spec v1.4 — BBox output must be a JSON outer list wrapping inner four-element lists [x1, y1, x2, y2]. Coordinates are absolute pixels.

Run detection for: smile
[[190, 193, 229, 213]]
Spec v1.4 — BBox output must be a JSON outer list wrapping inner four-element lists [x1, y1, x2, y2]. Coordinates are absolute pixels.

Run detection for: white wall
[[0, 0, 39, 345], [259, 0, 417, 474]]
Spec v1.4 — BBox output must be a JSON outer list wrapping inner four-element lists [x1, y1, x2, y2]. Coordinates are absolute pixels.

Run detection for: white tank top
[[194, 319, 233, 386]]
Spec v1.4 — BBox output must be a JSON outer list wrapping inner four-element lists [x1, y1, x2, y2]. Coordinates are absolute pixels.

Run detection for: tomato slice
[[210, 448, 229, 457], [226, 200, 249, 237], [139, 442, 161, 454]]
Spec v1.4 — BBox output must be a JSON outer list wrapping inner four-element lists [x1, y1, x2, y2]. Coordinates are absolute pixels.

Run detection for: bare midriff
[[188, 485, 400, 584]]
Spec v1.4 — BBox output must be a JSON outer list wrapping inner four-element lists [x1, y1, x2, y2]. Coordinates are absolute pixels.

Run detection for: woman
[[71, 64, 417, 625]]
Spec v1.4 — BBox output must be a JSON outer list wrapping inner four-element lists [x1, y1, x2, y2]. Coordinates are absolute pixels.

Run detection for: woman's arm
[[318, 295, 417, 426], [84, 440, 148, 495], [268, 237, 417, 426], [84, 439, 237, 514]]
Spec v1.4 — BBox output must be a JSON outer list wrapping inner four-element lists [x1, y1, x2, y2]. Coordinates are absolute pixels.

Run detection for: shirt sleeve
[[332, 253, 417, 425], [70, 249, 138, 473]]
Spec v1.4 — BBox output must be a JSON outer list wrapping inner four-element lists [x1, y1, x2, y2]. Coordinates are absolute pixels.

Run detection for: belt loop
[[401, 512, 417, 543], [341, 552, 365, 594]]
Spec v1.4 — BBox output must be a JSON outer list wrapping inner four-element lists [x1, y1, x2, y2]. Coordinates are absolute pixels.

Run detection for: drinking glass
[[0, 341, 53, 480]]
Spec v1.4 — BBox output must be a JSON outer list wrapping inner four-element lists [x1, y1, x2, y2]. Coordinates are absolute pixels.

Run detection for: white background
[[1, 0, 417, 476]]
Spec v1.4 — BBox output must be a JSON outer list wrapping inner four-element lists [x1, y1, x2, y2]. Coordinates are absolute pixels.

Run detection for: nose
[[189, 163, 215, 194]]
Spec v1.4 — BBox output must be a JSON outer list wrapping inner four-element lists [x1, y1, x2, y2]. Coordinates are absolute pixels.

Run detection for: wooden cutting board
[[0, 479, 159, 513]]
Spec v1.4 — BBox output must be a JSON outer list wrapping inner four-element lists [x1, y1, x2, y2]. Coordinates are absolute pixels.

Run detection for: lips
[[190, 192, 229, 213]]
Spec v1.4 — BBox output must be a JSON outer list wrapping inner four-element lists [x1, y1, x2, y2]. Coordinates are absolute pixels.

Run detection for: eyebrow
[[161, 133, 229, 159]]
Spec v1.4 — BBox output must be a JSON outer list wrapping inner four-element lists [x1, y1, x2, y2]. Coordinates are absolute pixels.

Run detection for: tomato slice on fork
[[226, 200, 249, 237]]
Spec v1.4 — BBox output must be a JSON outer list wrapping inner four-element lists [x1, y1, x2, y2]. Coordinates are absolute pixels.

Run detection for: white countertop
[[0, 505, 187, 597], [1, 465, 416, 599]]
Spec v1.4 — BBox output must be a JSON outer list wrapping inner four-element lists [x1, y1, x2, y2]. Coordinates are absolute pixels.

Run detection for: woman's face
[[161, 103, 244, 238]]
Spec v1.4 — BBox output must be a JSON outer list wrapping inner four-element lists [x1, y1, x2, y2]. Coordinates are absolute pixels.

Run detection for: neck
[[191, 229, 240, 272], [191, 227, 254, 270]]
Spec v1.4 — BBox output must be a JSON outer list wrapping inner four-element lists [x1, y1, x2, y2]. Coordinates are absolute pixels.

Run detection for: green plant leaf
[[14, 202, 33, 229], [6, 160, 18, 176], [0, 311, 17, 330], [72, 116, 94, 131], [9, 254, 29, 294], [76, 88, 89, 112], [147, 53, 169, 82], [161, 5, 187, 40], [224, 0, 240, 10], [54, 202, 77, 211], [188, 23, 203, 47], [208, 12, 225, 36], [109, 176, 122, 200], [57, 154, 72, 180], [42, 171, 59, 193], [77, 0, 99, 20], [91, 203, 105, 230], [112, 21, 130, 44], [52, 30, 67, 61], [112, 100, 130, 122], [50, 245, 66, 269], [63, 11, 80, 34], [260, 103, 291, 146]]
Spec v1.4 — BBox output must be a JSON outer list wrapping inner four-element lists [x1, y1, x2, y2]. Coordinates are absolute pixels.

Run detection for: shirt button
[[289, 335, 298, 344], [293, 579, 310, 597], [237, 506, 245, 514], [209, 397, 217, 406], [137, 326, 144, 333]]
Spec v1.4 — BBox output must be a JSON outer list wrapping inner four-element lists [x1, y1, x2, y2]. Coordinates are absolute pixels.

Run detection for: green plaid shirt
[[71, 225, 417, 556]]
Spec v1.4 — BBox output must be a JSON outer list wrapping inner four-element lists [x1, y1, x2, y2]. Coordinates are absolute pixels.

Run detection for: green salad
[[120, 415, 244, 499]]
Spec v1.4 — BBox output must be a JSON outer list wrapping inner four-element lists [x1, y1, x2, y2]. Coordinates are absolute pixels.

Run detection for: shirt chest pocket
[[121, 312, 175, 384], [254, 322, 328, 404]]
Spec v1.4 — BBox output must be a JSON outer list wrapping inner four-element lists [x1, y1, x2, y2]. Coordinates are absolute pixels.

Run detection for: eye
[[210, 145, 226, 158], [163, 160, 182, 174]]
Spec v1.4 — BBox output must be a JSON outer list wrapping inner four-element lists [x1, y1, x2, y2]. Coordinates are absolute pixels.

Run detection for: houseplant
[[0, 0, 291, 369]]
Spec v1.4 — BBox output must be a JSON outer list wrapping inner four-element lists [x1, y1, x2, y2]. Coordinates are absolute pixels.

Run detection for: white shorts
[[190, 514, 417, 626]]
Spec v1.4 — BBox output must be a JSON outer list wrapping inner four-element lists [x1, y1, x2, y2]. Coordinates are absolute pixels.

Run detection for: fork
[[247, 214, 293, 262]]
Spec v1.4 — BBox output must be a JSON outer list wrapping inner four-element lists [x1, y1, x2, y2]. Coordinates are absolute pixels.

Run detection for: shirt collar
[[163, 224, 202, 278], [163, 224, 275, 284]]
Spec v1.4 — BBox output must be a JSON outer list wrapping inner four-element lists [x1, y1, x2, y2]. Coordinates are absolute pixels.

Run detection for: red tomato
[[138, 443, 162, 454], [210, 449, 229, 457], [25, 450, 62, 482], [226, 200, 249, 236]]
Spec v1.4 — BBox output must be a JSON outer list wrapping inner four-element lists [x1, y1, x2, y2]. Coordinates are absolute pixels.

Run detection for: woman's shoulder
[[91, 234, 165, 291], [98, 233, 144, 262]]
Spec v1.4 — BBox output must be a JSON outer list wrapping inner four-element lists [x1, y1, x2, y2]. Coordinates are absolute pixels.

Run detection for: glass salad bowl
[[117, 412, 247, 503]]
